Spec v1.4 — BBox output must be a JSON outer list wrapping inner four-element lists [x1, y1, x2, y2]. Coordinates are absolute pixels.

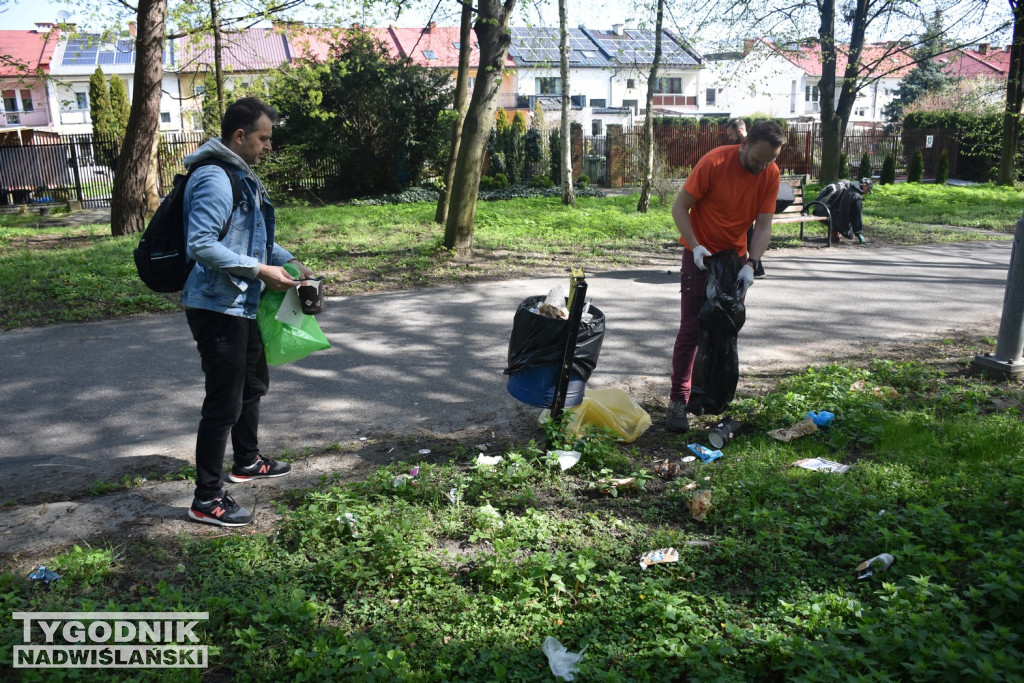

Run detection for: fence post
[[69, 142, 85, 204], [607, 124, 624, 187]]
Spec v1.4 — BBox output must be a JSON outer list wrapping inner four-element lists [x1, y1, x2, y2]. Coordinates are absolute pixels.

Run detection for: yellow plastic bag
[[539, 388, 652, 443]]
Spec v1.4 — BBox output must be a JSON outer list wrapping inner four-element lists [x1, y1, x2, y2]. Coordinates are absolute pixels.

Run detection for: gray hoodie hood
[[183, 138, 261, 183]]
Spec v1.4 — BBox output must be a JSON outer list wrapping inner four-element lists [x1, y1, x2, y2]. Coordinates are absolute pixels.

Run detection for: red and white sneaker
[[228, 456, 291, 483], [188, 493, 253, 527]]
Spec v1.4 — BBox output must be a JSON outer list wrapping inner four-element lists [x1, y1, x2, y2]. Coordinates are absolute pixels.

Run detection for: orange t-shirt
[[682, 145, 780, 256]]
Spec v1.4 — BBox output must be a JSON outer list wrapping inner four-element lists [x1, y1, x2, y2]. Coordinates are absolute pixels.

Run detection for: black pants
[[186, 309, 268, 499]]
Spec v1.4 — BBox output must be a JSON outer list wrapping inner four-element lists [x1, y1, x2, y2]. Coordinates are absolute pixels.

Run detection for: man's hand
[[737, 263, 755, 297], [692, 245, 711, 271], [258, 264, 299, 291]]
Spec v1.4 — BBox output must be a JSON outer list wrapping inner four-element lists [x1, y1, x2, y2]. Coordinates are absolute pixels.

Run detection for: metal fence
[[0, 125, 969, 207], [582, 124, 961, 187]]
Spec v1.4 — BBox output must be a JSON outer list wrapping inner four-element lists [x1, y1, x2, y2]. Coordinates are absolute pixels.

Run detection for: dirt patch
[[9, 233, 111, 251]]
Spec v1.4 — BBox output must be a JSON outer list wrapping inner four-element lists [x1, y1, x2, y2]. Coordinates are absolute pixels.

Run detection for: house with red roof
[[286, 23, 519, 113], [387, 24, 519, 111], [176, 26, 292, 133], [0, 23, 61, 132], [934, 43, 1009, 104], [705, 38, 914, 123]]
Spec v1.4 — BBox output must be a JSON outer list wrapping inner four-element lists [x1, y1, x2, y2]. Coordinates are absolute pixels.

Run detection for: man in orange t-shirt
[[665, 119, 785, 433]]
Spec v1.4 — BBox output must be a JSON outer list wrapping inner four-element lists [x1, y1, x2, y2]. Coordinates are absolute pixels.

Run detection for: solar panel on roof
[[98, 51, 114, 65], [62, 38, 98, 66]]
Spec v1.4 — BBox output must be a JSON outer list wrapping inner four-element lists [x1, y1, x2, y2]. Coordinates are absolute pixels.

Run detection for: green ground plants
[[3, 356, 1022, 680]]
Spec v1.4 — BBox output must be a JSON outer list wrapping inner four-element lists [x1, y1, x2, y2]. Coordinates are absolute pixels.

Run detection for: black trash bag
[[504, 295, 605, 381], [775, 182, 796, 213], [687, 250, 746, 416]]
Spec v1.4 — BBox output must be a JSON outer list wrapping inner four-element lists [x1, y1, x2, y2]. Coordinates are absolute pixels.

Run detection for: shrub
[[839, 152, 849, 179], [908, 149, 924, 182], [881, 153, 896, 184], [935, 148, 949, 184], [858, 152, 872, 180], [529, 174, 555, 188], [479, 173, 509, 191], [548, 129, 561, 183], [576, 174, 590, 189]]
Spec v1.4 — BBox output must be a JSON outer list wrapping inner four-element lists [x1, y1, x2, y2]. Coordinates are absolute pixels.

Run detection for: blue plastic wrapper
[[805, 411, 835, 427], [688, 444, 723, 463], [28, 566, 60, 584]]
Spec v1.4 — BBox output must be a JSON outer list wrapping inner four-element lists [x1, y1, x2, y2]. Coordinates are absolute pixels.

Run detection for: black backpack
[[133, 159, 243, 293]]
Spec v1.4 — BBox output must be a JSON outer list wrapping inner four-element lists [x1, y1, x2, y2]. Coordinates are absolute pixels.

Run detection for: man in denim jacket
[[182, 97, 312, 527]]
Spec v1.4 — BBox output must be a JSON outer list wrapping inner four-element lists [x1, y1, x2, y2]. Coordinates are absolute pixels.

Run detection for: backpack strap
[[187, 159, 244, 240]]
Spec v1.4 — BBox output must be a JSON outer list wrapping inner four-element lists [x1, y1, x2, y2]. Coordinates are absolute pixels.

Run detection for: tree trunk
[[443, 0, 517, 254], [998, 1, 1024, 186], [816, 0, 840, 183], [210, 0, 225, 118], [110, 0, 167, 236], [435, 2, 473, 225], [818, 0, 869, 183], [637, 0, 664, 213], [558, 0, 574, 207], [144, 135, 161, 219]]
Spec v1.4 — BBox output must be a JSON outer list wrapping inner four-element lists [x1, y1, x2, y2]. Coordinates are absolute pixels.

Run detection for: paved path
[[0, 240, 1013, 555]]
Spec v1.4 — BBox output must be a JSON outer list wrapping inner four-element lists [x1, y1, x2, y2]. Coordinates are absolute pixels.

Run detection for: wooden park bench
[[771, 174, 835, 246]]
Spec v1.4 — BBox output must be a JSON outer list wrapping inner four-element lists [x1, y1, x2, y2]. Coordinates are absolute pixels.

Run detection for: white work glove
[[737, 263, 755, 297], [692, 245, 711, 271]]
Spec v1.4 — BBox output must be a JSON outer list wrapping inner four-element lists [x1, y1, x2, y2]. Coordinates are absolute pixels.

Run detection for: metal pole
[[550, 269, 588, 421], [972, 209, 1024, 377]]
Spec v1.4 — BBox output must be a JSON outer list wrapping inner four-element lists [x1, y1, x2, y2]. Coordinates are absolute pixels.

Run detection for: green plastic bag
[[256, 265, 330, 365]]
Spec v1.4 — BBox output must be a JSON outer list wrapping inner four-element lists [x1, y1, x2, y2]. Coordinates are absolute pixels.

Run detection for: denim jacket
[[181, 140, 294, 318]]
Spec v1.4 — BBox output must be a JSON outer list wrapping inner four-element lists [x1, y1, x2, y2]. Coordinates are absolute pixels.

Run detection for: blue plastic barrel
[[506, 363, 586, 408]]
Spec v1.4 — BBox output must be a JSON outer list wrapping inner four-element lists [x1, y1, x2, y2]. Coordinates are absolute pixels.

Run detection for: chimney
[[612, 24, 624, 36], [35, 22, 55, 29], [128, 21, 137, 37], [424, 21, 436, 33], [978, 42, 989, 54]]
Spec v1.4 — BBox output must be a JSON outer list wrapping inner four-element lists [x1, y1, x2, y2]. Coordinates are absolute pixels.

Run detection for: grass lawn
[[2, 338, 1022, 679], [0, 184, 1018, 330]]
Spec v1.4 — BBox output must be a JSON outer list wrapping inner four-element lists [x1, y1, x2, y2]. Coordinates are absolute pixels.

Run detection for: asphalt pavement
[[0, 239, 1013, 508]]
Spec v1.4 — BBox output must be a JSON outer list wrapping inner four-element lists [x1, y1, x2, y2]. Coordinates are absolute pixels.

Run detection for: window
[[536, 77, 561, 95], [790, 80, 797, 113], [466, 76, 476, 90], [854, 107, 867, 117], [422, 50, 438, 60], [2, 90, 17, 112], [805, 85, 819, 112], [452, 41, 460, 50], [194, 84, 206, 96], [20, 90, 33, 112], [654, 77, 682, 94], [160, 112, 171, 123], [590, 98, 606, 108], [592, 119, 603, 135], [705, 88, 716, 106], [75, 92, 88, 110], [626, 78, 635, 89], [622, 99, 638, 114], [570, 94, 586, 108], [580, 50, 598, 59]]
